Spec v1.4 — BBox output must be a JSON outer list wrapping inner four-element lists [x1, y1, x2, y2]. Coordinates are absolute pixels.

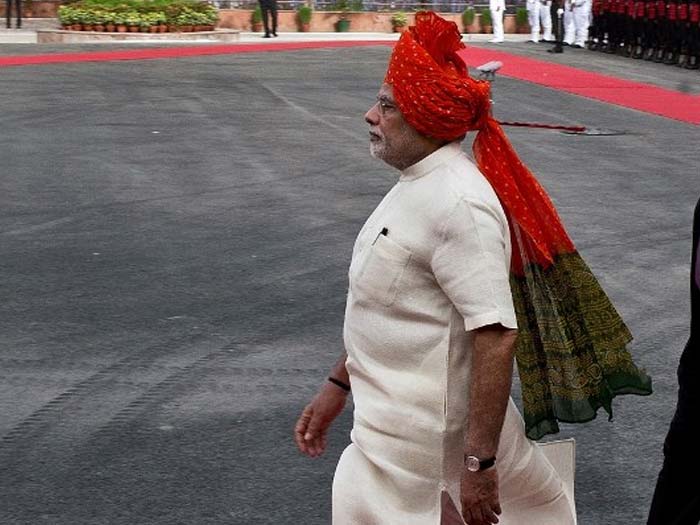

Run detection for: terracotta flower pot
[[149, 25, 158, 32], [117, 25, 127, 32], [140, 25, 150, 32], [71, 24, 82, 31], [128, 25, 139, 32], [167, 25, 178, 32], [180, 25, 193, 32], [159, 24, 167, 32], [83, 24, 93, 31], [252, 21, 263, 32], [392, 25, 407, 33], [105, 23, 115, 32], [482, 24, 492, 34], [62, 24, 71, 30], [94, 24, 104, 32]]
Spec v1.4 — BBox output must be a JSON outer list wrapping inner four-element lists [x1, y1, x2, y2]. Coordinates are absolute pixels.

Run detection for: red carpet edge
[[1, 40, 697, 125]]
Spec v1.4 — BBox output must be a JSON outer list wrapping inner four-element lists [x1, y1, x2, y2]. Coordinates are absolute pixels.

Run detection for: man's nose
[[365, 102, 379, 125]]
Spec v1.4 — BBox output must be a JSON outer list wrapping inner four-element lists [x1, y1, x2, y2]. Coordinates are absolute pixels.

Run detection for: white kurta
[[332, 142, 575, 524]]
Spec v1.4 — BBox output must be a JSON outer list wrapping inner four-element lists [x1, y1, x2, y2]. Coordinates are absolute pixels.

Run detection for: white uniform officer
[[490, 0, 506, 42], [527, 0, 555, 41]]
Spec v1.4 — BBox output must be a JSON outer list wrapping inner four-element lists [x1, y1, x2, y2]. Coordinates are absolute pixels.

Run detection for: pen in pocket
[[373, 227, 389, 245]]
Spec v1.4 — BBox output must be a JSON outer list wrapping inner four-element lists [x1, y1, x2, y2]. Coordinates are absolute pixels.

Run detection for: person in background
[[572, 0, 592, 46], [5, 0, 22, 29], [259, 0, 278, 38], [648, 197, 700, 525], [563, 0, 577, 45], [527, 0, 555, 42], [490, 0, 506, 42]]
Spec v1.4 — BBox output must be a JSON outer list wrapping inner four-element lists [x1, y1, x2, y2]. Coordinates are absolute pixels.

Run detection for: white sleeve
[[431, 198, 518, 332]]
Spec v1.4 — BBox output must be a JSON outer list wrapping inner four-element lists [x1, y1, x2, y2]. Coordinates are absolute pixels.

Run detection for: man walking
[[295, 12, 651, 525]]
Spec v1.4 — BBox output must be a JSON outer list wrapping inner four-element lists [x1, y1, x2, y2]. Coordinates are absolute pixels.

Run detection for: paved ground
[[0, 39, 698, 525]]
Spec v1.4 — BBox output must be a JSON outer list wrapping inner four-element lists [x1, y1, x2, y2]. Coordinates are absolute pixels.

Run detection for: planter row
[[61, 23, 215, 32], [219, 10, 526, 34]]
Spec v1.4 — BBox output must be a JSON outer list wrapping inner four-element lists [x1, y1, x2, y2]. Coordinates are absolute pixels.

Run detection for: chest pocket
[[352, 234, 412, 307]]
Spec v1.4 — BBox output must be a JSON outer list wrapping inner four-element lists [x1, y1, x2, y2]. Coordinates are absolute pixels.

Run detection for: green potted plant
[[296, 5, 312, 32], [124, 10, 141, 32], [515, 7, 529, 33], [113, 10, 128, 32], [92, 9, 107, 31], [202, 6, 218, 30], [251, 4, 263, 32], [101, 10, 116, 32], [461, 6, 475, 33], [479, 8, 492, 34], [57, 5, 76, 30], [139, 12, 153, 32], [390, 11, 408, 33], [152, 11, 167, 32], [335, 0, 350, 32]]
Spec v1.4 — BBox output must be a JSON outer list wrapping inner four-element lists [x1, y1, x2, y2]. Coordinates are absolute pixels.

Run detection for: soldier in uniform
[[688, 0, 700, 68], [623, 0, 636, 55], [663, 0, 680, 63], [642, 0, 659, 60], [632, 0, 647, 56], [572, 0, 592, 46], [527, 0, 554, 43], [652, 0, 668, 60], [677, 0, 692, 66], [588, 0, 606, 48], [605, 0, 626, 52]]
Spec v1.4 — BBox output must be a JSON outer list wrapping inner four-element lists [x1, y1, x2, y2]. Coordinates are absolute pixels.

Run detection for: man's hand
[[294, 382, 348, 458], [460, 467, 501, 525]]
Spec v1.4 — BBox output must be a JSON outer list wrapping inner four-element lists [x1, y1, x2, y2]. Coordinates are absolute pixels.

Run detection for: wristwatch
[[464, 455, 496, 472]]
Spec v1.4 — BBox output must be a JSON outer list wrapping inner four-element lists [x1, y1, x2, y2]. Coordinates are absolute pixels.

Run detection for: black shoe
[[548, 46, 564, 53], [272, 32, 277, 37], [643, 48, 655, 60], [572, 43, 584, 49], [685, 57, 699, 69], [663, 52, 678, 65], [676, 54, 687, 67], [263, 33, 271, 38]]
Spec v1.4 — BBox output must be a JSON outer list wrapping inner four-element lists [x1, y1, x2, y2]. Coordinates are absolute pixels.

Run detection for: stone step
[[1, 17, 56, 29]]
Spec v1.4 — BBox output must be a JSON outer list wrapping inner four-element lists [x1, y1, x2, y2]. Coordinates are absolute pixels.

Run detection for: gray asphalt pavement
[[0, 43, 698, 525]]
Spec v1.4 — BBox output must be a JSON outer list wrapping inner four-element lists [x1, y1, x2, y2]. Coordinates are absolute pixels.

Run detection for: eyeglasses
[[375, 95, 397, 116]]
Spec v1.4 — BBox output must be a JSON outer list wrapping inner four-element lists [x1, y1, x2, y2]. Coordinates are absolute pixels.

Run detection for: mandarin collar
[[399, 141, 463, 182]]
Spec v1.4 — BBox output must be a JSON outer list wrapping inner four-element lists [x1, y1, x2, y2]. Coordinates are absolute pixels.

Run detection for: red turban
[[384, 11, 652, 440], [385, 10, 575, 274]]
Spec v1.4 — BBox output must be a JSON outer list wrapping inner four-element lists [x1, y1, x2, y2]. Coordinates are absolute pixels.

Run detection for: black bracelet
[[328, 376, 351, 392]]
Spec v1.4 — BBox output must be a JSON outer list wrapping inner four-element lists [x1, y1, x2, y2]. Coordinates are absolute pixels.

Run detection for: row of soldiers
[[588, 0, 700, 69]]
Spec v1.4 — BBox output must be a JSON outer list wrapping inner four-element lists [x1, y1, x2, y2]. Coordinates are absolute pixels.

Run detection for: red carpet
[[0, 40, 391, 67], [1, 40, 697, 125], [457, 47, 700, 125]]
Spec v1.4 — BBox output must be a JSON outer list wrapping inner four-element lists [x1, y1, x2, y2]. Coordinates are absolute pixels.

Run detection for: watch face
[[466, 456, 480, 472]]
